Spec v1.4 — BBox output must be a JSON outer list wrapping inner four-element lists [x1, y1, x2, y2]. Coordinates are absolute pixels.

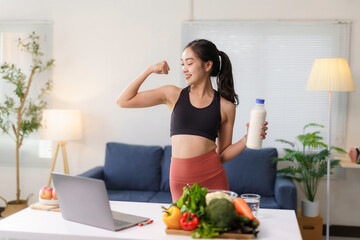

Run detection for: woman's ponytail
[[186, 39, 239, 106], [218, 51, 239, 106]]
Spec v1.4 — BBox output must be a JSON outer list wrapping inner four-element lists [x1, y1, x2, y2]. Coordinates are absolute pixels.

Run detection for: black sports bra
[[170, 86, 221, 142]]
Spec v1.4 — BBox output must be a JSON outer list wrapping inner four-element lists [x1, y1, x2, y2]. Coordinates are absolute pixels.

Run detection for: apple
[[39, 186, 53, 200], [52, 188, 57, 200]]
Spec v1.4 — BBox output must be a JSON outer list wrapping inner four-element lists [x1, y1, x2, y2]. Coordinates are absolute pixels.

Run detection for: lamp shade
[[41, 109, 82, 141], [306, 58, 355, 92]]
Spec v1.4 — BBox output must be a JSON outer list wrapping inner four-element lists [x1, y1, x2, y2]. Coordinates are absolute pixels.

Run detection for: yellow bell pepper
[[162, 206, 182, 229]]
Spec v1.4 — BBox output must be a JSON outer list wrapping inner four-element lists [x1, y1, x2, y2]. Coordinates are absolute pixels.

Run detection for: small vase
[[301, 199, 319, 217]]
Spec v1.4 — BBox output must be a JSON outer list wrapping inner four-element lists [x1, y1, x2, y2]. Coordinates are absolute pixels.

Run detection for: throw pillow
[[104, 142, 162, 191], [224, 148, 278, 197]]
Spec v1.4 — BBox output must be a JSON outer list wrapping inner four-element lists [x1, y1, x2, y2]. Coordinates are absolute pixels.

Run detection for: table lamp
[[41, 109, 82, 186], [306, 58, 355, 240]]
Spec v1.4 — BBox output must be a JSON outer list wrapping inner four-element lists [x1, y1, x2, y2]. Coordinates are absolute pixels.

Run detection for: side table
[[297, 208, 323, 240]]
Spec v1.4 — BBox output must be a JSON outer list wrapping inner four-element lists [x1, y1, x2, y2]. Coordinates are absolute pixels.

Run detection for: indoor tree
[[0, 32, 54, 206]]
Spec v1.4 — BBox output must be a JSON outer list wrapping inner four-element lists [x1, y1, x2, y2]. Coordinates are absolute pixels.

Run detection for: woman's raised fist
[[151, 60, 170, 74]]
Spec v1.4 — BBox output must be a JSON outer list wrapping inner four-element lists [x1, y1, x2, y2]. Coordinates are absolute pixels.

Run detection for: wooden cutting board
[[30, 202, 60, 212], [165, 228, 255, 239]]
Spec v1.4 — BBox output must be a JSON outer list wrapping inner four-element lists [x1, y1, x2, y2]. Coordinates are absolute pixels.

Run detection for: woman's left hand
[[260, 121, 268, 139], [245, 121, 268, 139]]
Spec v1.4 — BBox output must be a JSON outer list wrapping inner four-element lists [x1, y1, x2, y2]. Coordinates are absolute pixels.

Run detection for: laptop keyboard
[[113, 219, 132, 228]]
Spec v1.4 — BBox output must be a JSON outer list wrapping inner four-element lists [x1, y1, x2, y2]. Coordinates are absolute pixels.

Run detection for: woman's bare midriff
[[171, 135, 217, 158]]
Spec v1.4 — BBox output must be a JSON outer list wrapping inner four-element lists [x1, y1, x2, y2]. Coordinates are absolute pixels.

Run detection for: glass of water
[[240, 193, 260, 217]]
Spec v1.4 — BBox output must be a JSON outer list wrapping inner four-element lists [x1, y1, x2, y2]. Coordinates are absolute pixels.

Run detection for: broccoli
[[205, 191, 233, 205], [204, 198, 237, 229]]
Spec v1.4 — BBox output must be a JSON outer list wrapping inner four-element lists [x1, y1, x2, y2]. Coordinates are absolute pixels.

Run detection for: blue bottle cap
[[256, 98, 265, 104]]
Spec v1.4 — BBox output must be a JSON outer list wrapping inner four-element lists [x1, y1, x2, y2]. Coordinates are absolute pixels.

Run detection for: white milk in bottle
[[246, 99, 266, 149]]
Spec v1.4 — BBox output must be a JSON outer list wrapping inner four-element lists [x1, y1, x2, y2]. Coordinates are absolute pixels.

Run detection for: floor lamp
[[41, 109, 83, 186], [306, 58, 355, 240]]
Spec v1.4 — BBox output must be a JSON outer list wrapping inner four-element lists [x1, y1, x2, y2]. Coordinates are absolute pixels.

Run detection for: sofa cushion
[[148, 191, 172, 204], [224, 148, 278, 197], [107, 190, 157, 202], [259, 196, 280, 209], [160, 145, 172, 192], [104, 142, 163, 191]]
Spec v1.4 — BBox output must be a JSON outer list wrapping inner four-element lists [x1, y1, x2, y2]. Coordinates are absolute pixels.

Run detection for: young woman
[[116, 39, 268, 201]]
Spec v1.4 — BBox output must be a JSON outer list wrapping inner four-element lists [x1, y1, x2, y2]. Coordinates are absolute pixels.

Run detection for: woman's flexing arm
[[116, 61, 177, 109]]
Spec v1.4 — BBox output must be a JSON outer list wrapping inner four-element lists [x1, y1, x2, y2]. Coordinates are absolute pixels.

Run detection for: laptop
[[52, 172, 150, 231]]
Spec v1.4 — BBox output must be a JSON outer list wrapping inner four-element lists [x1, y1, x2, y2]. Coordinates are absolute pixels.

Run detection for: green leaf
[[277, 166, 298, 176], [276, 139, 295, 148], [173, 183, 207, 218], [313, 149, 330, 161], [303, 123, 324, 131], [192, 221, 222, 239], [272, 157, 290, 163], [284, 148, 295, 154], [330, 146, 346, 154], [330, 159, 340, 168]]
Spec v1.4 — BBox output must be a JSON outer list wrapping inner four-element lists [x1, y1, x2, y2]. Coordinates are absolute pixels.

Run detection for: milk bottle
[[246, 99, 266, 149]]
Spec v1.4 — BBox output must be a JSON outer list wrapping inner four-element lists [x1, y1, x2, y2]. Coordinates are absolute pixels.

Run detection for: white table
[[0, 201, 301, 240]]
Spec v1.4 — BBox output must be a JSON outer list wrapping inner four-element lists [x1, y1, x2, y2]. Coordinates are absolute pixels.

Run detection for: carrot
[[233, 197, 254, 220]]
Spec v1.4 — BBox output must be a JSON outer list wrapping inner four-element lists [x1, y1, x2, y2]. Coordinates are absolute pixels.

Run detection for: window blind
[[182, 21, 351, 155]]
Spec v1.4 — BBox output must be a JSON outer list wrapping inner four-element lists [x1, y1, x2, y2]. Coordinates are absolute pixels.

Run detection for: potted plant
[[0, 32, 54, 217], [272, 123, 346, 217]]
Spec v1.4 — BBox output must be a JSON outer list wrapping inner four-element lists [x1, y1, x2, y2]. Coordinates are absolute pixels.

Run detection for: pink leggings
[[169, 150, 229, 202]]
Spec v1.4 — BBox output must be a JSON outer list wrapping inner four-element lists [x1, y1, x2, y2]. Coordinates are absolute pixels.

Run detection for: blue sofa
[[79, 142, 297, 212]]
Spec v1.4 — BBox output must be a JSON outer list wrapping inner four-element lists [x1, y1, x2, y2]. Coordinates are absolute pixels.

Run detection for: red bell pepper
[[179, 212, 199, 231]]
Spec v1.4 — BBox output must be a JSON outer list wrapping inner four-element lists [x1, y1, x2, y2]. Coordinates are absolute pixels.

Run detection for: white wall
[[0, 0, 359, 226]]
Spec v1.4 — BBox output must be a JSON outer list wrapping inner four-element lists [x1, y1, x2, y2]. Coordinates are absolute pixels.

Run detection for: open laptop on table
[[52, 172, 150, 231]]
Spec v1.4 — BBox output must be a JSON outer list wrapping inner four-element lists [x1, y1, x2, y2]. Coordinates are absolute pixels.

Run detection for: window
[[0, 22, 53, 166], [182, 21, 351, 154]]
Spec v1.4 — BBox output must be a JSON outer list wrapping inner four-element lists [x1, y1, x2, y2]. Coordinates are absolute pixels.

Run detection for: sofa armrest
[[274, 174, 297, 213], [78, 166, 104, 180]]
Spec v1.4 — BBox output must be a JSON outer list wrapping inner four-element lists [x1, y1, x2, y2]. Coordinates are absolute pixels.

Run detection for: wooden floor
[[323, 237, 360, 240]]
